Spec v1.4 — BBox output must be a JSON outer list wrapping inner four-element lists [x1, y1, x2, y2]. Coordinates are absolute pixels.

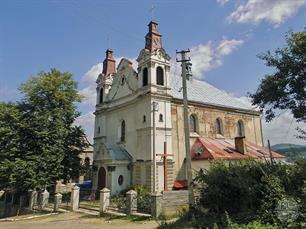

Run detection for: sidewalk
[[0, 211, 160, 229]]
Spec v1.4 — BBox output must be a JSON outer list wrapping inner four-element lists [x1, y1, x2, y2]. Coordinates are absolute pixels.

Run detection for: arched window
[[156, 66, 164, 86], [143, 67, 148, 86], [159, 114, 163, 122], [99, 88, 104, 103], [237, 120, 245, 137], [189, 114, 197, 133], [143, 115, 146, 123], [121, 120, 126, 142], [216, 118, 224, 135]]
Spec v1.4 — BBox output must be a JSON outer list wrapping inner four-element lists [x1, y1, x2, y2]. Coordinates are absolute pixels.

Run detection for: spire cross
[[107, 34, 110, 48], [150, 4, 155, 21]]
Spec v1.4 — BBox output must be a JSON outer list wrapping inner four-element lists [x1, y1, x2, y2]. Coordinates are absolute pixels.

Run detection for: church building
[[92, 21, 285, 195]]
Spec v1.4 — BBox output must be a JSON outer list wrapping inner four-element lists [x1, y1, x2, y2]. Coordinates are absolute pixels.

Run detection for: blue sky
[[0, 0, 305, 145]]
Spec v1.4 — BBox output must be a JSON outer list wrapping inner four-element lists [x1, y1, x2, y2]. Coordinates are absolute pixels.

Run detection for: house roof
[[104, 143, 132, 161], [170, 75, 254, 111], [191, 137, 286, 161]]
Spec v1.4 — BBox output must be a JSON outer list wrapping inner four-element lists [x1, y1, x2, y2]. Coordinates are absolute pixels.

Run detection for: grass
[[79, 200, 100, 209]]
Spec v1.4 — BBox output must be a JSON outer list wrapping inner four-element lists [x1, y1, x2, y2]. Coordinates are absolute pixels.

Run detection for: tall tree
[[250, 28, 306, 139], [0, 69, 89, 192]]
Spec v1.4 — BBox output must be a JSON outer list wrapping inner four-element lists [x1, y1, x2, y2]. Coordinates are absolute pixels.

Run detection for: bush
[[132, 185, 151, 214], [193, 159, 306, 227]]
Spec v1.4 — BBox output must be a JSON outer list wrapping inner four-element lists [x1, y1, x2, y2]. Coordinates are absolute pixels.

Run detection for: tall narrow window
[[159, 114, 163, 122], [156, 66, 164, 86], [99, 88, 103, 103], [143, 67, 148, 86], [237, 120, 245, 137], [216, 118, 223, 135], [189, 114, 197, 133], [121, 120, 126, 142]]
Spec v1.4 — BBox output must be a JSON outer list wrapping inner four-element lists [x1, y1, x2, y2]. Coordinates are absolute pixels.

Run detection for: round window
[[118, 175, 124, 186]]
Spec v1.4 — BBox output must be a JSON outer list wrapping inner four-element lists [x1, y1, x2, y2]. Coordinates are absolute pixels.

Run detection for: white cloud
[[262, 111, 306, 146], [217, 0, 229, 6], [235, 97, 306, 145], [75, 111, 95, 143], [227, 0, 306, 27], [78, 63, 102, 108], [189, 39, 244, 79]]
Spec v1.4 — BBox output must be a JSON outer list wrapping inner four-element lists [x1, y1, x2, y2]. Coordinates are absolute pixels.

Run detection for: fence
[[1, 187, 189, 219], [78, 188, 99, 210]]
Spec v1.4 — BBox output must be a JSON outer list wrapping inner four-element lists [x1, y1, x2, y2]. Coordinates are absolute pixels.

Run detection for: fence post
[[54, 193, 62, 212], [99, 188, 110, 213], [28, 190, 37, 210], [39, 189, 49, 210], [0, 190, 4, 200], [71, 186, 80, 211], [126, 190, 137, 215], [151, 192, 162, 218]]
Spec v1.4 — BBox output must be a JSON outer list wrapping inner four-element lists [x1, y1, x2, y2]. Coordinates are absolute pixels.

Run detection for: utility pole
[[152, 101, 159, 192], [268, 139, 274, 165], [176, 49, 194, 206]]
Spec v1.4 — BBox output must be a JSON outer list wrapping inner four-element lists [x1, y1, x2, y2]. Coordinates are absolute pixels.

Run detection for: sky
[[0, 0, 305, 146]]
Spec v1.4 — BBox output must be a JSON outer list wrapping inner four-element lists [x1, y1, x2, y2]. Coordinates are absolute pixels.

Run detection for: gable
[[106, 58, 138, 102]]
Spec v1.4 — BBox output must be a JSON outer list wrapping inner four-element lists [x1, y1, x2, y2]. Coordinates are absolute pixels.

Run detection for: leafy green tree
[[0, 69, 88, 192], [250, 28, 306, 138]]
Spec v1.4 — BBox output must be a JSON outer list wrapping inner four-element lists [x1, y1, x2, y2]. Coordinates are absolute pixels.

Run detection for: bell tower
[[96, 49, 116, 105], [137, 21, 171, 93]]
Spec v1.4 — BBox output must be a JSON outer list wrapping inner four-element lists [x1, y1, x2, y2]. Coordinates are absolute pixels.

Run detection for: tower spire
[[102, 49, 116, 76], [145, 21, 162, 52]]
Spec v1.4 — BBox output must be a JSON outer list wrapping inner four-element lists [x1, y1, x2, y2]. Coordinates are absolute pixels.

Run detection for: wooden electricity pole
[[176, 49, 194, 206]]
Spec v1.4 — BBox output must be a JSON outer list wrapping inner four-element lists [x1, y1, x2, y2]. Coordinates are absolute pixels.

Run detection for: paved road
[[0, 212, 160, 229]]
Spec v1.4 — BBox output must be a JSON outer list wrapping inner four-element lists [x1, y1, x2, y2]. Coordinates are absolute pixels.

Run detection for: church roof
[[104, 143, 132, 161], [170, 75, 254, 111], [191, 137, 285, 161]]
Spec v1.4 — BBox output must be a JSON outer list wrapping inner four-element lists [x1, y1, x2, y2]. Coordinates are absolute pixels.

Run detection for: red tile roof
[[173, 180, 188, 190], [191, 137, 285, 161]]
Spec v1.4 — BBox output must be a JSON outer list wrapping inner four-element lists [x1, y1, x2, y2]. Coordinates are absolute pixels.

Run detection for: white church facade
[[92, 21, 285, 195]]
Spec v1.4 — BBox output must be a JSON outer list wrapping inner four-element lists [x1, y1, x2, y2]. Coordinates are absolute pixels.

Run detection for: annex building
[[92, 21, 285, 195]]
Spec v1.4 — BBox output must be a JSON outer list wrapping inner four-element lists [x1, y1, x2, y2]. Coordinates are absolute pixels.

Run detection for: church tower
[[137, 21, 171, 95], [136, 21, 174, 192], [96, 49, 116, 106]]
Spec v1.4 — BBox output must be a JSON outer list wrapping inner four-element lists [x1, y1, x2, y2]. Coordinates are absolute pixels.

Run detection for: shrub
[[194, 159, 306, 226]]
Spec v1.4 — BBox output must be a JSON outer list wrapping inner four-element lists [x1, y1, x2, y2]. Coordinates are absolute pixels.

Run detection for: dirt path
[[0, 212, 161, 229]]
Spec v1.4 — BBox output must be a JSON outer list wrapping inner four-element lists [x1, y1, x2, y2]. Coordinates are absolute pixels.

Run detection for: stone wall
[[161, 190, 189, 215], [171, 102, 263, 180]]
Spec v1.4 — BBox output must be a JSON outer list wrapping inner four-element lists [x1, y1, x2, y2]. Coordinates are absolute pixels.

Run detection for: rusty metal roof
[[170, 75, 254, 111], [191, 137, 286, 161]]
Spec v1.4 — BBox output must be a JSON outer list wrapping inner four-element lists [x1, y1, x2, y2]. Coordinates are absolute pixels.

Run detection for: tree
[[0, 69, 89, 192], [250, 28, 306, 139]]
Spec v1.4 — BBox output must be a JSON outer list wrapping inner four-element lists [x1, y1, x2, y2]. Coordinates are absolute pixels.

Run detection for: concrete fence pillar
[[39, 190, 49, 210], [54, 193, 62, 212], [99, 188, 110, 213], [0, 190, 4, 199], [28, 190, 37, 210], [126, 190, 137, 215], [151, 192, 163, 218], [71, 186, 80, 211]]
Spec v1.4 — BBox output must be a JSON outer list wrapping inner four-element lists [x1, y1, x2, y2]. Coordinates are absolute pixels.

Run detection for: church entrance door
[[97, 167, 106, 190]]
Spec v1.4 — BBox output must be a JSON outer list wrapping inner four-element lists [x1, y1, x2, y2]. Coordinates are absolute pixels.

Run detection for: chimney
[[102, 49, 116, 76], [235, 136, 246, 154]]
